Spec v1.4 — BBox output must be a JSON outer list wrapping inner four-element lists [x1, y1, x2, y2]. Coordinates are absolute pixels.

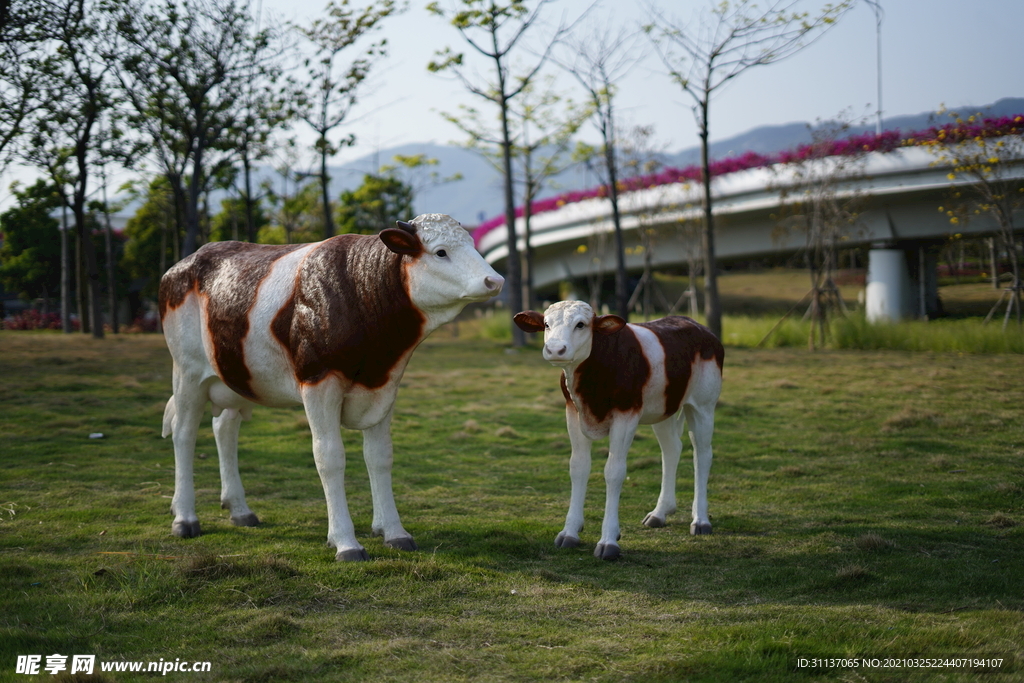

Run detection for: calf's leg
[[363, 410, 416, 551], [556, 405, 591, 549], [644, 413, 684, 528], [683, 402, 715, 535], [302, 382, 367, 561], [212, 408, 259, 527], [594, 417, 639, 561]]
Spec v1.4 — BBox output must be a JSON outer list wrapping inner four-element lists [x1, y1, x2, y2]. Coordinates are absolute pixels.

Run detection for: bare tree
[[554, 23, 644, 319], [769, 118, 866, 349], [295, 0, 400, 239], [427, 0, 574, 346], [644, 0, 852, 339]]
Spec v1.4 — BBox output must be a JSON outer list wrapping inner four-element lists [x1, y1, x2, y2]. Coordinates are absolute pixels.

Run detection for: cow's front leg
[[212, 407, 259, 527], [595, 416, 639, 561], [556, 404, 591, 549], [302, 382, 367, 561], [362, 410, 416, 551]]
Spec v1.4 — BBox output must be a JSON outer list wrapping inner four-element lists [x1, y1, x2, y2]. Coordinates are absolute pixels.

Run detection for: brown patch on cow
[[278, 234, 425, 389], [572, 323, 649, 423], [638, 316, 724, 418], [159, 242, 306, 400]]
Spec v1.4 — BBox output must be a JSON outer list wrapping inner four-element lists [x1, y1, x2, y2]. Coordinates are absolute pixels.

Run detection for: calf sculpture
[[159, 214, 503, 561], [514, 301, 724, 560]]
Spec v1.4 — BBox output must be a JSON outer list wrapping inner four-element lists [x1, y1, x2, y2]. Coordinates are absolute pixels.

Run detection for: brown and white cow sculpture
[[159, 214, 503, 561], [515, 301, 724, 560]]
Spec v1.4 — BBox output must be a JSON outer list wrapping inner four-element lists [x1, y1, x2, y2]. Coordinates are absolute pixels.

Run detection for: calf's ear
[[594, 314, 626, 335], [513, 311, 545, 333], [379, 228, 423, 256]]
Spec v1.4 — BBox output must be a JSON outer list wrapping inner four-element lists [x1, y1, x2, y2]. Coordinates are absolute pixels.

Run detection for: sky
[[259, 0, 1024, 163], [2, 0, 1023, 210]]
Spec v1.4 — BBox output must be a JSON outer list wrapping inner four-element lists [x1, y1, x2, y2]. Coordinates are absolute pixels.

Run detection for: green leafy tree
[[0, 180, 62, 308], [336, 173, 414, 235], [121, 176, 177, 304], [0, 0, 47, 172], [211, 195, 271, 242], [644, 0, 851, 339], [294, 0, 402, 239]]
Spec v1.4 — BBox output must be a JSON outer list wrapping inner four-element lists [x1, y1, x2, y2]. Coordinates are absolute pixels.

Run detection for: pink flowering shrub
[[472, 114, 1024, 246]]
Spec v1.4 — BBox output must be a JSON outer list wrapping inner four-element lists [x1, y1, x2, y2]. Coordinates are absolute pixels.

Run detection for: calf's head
[[514, 301, 626, 366], [381, 213, 504, 311]]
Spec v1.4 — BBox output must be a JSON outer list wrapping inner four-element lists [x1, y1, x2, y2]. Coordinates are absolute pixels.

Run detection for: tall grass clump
[[831, 314, 1024, 353]]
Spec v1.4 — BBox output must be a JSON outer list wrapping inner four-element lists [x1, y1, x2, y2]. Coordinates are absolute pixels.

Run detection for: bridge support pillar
[[866, 249, 911, 322], [866, 245, 941, 323]]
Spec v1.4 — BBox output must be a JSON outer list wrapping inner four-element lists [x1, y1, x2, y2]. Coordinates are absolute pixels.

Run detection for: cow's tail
[[162, 395, 177, 438]]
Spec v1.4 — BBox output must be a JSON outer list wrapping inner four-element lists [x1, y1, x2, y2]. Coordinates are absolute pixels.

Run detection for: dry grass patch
[[982, 512, 1017, 528], [881, 406, 943, 432]]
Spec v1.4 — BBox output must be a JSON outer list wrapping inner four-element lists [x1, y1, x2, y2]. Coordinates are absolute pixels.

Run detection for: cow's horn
[[396, 220, 417, 234]]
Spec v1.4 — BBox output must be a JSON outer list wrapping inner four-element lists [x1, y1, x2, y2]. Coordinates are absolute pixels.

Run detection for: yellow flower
[[947, 173, 956, 181], [576, 244, 587, 254]]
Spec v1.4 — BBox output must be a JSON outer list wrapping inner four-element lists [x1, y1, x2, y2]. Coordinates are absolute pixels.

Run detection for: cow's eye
[[575, 321, 585, 329], [544, 322, 549, 329], [435, 249, 448, 259]]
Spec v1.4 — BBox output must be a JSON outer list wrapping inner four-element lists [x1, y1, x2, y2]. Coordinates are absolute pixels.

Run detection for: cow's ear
[[513, 311, 545, 333], [379, 228, 423, 256], [594, 315, 626, 335]]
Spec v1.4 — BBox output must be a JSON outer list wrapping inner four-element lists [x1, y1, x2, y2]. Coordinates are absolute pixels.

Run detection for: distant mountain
[[242, 97, 1024, 228]]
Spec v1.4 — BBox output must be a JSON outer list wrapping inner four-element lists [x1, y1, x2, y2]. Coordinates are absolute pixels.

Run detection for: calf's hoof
[[690, 521, 712, 535], [336, 548, 370, 562], [172, 520, 201, 538], [230, 513, 260, 527], [554, 532, 580, 549], [384, 537, 418, 552], [642, 513, 666, 528], [594, 542, 620, 561]]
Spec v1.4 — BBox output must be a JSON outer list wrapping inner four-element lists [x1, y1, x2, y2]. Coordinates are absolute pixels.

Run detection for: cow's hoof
[[643, 513, 666, 528], [554, 532, 580, 548], [384, 537, 418, 551], [690, 521, 713, 535], [172, 520, 201, 538], [336, 548, 370, 562], [230, 513, 260, 527], [594, 542, 620, 561]]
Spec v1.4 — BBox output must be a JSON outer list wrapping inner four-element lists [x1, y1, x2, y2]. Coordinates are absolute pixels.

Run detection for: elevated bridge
[[476, 146, 1024, 321]]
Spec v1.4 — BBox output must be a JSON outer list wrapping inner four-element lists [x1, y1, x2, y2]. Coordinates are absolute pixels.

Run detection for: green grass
[[2, 332, 1024, 681]]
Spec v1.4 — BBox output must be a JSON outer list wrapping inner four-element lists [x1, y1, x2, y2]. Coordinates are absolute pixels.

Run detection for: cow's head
[[380, 213, 503, 312], [514, 300, 625, 367]]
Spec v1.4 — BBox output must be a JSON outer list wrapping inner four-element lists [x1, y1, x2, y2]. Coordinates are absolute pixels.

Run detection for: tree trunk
[[605, 141, 628, 319], [102, 184, 118, 333], [244, 153, 257, 243], [698, 100, 722, 339], [500, 94, 524, 347], [320, 142, 334, 239], [60, 204, 72, 334]]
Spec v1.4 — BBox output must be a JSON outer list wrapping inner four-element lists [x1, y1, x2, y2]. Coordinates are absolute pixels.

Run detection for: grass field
[[2, 331, 1024, 682]]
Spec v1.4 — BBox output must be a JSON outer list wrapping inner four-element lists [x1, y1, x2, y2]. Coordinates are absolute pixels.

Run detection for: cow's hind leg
[[168, 373, 208, 538], [644, 413, 684, 529], [363, 410, 416, 551], [212, 407, 259, 527]]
